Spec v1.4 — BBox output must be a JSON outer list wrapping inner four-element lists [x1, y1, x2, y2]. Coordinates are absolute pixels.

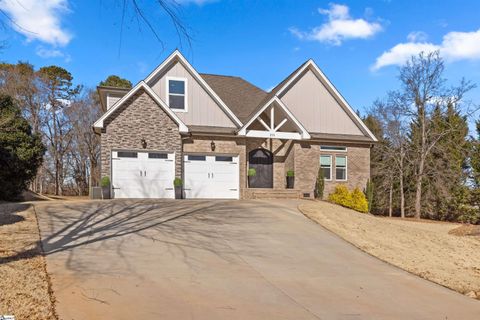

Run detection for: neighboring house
[[93, 50, 377, 199]]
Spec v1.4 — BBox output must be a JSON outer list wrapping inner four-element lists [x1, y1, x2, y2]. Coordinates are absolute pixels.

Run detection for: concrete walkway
[[35, 199, 480, 319]]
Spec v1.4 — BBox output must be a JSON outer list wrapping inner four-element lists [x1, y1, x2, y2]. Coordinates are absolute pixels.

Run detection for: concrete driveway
[[35, 199, 480, 319]]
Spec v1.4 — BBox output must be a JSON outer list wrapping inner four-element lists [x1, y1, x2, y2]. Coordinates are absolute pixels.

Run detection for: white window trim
[[320, 146, 347, 152], [335, 155, 348, 181], [166, 76, 188, 112], [320, 155, 333, 181]]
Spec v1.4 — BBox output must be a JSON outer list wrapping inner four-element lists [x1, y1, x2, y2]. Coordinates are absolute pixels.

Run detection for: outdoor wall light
[[211, 141, 216, 151], [141, 138, 147, 149]]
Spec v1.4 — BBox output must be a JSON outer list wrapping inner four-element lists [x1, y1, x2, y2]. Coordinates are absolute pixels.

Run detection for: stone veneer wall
[[294, 142, 371, 198], [100, 89, 182, 180]]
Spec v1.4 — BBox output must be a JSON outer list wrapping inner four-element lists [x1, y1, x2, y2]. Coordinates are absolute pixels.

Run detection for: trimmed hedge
[[328, 185, 368, 213]]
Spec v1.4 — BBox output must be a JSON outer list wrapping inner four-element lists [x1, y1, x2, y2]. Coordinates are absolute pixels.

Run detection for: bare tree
[[65, 89, 102, 195], [398, 51, 475, 218], [373, 93, 411, 218], [38, 66, 81, 196]]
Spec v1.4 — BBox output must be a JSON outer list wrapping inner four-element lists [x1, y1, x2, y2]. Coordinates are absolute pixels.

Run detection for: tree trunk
[[389, 181, 393, 217], [400, 175, 405, 218], [400, 149, 405, 218], [414, 104, 427, 219], [414, 155, 425, 219]]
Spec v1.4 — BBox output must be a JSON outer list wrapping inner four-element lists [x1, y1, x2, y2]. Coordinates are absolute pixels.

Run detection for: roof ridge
[[199, 72, 241, 79]]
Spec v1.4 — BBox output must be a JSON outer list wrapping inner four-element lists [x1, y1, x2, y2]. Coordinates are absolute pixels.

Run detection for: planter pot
[[248, 176, 254, 188], [175, 186, 183, 199], [102, 186, 111, 199], [286, 176, 294, 189]]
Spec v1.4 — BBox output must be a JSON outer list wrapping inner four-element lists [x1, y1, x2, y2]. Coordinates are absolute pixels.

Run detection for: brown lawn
[[299, 200, 480, 299], [0, 202, 57, 319]]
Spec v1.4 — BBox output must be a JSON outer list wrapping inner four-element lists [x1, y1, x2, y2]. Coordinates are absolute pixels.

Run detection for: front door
[[248, 149, 273, 188]]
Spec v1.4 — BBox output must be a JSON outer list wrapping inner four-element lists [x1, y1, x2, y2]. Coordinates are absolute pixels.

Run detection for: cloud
[[407, 31, 428, 42], [290, 3, 382, 46], [372, 29, 480, 70], [35, 46, 71, 62], [0, 0, 72, 46]]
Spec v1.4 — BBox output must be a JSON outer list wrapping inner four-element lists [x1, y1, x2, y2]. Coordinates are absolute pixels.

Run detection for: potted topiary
[[286, 170, 294, 189], [173, 178, 183, 199], [101, 176, 111, 199], [247, 168, 256, 187]]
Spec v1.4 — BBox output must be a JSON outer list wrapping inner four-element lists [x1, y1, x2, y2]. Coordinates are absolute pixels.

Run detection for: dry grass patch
[[0, 203, 56, 319], [299, 200, 480, 299]]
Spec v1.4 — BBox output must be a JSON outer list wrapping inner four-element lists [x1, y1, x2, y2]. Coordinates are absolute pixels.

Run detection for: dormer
[[97, 86, 130, 112]]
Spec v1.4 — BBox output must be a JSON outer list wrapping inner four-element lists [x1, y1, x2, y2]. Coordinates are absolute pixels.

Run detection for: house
[[93, 50, 377, 199]]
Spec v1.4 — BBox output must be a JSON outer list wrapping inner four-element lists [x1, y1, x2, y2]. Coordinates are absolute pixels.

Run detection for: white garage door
[[184, 154, 239, 199], [111, 151, 175, 199]]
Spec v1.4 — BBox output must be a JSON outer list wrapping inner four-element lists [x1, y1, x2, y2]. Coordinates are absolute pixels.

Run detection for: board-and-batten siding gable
[[279, 69, 364, 136], [149, 62, 236, 128]]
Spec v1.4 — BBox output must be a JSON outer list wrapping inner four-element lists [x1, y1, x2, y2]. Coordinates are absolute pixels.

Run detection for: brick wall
[[294, 142, 370, 198], [100, 89, 182, 180]]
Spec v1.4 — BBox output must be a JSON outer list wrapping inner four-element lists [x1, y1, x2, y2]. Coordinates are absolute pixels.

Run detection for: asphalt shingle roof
[[199, 73, 268, 123]]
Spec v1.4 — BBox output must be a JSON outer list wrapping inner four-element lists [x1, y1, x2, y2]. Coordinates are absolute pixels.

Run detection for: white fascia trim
[[93, 81, 189, 133], [275, 60, 378, 142], [245, 130, 302, 140], [144, 50, 243, 127], [238, 96, 310, 139]]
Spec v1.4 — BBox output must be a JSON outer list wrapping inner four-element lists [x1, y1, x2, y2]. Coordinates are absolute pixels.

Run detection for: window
[[335, 155, 347, 181], [148, 153, 168, 159], [167, 78, 186, 111], [216, 156, 233, 162], [117, 151, 137, 158], [320, 146, 347, 152], [320, 155, 332, 180], [188, 155, 206, 161]]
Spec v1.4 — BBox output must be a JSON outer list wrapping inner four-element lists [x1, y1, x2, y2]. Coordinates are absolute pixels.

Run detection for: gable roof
[[273, 60, 377, 141], [144, 50, 243, 127], [238, 96, 311, 140], [200, 73, 268, 123], [93, 81, 188, 133], [238, 60, 311, 128]]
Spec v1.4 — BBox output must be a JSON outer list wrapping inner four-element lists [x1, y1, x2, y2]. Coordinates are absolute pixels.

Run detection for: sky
[[1, 0, 480, 120]]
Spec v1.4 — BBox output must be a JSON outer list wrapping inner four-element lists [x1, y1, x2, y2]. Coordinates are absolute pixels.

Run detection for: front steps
[[247, 188, 302, 199]]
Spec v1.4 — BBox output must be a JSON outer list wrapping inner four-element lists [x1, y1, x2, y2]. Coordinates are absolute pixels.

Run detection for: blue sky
[[1, 0, 480, 118]]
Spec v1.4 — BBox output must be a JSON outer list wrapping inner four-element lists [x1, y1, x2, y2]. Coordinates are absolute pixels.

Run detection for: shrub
[[286, 170, 294, 177], [248, 168, 256, 177], [351, 187, 369, 213], [0, 95, 45, 201], [328, 185, 369, 213], [173, 177, 183, 187], [328, 185, 352, 207], [101, 176, 110, 188], [364, 179, 374, 213], [315, 167, 325, 199]]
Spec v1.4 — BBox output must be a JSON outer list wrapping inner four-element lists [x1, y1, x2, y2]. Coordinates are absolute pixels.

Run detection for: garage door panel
[[184, 154, 239, 199], [112, 151, 175, 199]]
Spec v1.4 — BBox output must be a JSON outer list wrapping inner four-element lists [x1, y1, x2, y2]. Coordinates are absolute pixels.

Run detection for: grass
[[0, 202, 57, 319], [299, 200, 480, 300]]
